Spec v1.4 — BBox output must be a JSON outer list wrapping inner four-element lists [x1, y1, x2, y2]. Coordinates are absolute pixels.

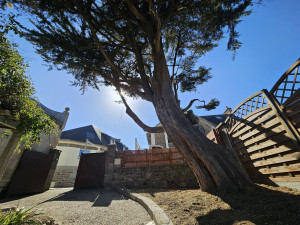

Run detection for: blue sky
[[6, 0, 300, 149]]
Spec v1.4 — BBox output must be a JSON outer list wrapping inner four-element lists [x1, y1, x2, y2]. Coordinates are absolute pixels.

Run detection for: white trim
[[164, 132, 169, 148], [150, 133, 155, 145]]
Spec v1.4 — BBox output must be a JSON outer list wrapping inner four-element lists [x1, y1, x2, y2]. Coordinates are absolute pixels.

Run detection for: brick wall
[[51, 166, 77, 188], [111, 163, 198, 189]]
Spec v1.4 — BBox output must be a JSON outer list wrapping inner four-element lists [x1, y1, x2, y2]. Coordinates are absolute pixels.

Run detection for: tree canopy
[[9, 1, 253, 126]]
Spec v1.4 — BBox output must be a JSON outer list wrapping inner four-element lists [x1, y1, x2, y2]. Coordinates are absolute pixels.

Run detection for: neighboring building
[[0, 104, 69, 194], [146, 110, 230, 149], [52, 125, 126, 187], [31, 103, 70, 153]]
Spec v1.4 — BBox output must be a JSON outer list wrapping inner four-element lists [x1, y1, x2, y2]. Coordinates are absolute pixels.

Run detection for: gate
[[74, 152, 106, 189], [7, 149, 59, 195]]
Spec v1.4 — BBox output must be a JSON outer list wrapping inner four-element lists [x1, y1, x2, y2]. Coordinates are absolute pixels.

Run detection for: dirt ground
[[133, 184, 300, 225]]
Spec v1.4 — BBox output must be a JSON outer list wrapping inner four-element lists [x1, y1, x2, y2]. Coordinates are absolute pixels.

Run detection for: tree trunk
[[151, 47, 253, 192]]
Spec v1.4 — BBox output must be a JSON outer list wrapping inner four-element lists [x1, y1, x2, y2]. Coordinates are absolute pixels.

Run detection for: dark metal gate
[[7, 149, 60, 195], [74, 152, 106, 189]]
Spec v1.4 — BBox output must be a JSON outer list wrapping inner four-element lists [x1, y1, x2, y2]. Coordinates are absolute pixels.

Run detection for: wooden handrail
[[270, 58, 300, 105]]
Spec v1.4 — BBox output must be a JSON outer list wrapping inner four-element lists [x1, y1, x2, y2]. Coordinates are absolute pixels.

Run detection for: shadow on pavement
[[41, 188, 127, 207]]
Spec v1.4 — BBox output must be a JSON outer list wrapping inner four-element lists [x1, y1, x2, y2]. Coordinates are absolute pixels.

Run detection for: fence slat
[[115, 148, 184, 167], [258, 163, 300, 174]]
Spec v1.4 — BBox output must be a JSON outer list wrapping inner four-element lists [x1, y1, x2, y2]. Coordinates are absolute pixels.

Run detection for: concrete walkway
[[0, 188, 152, 225]]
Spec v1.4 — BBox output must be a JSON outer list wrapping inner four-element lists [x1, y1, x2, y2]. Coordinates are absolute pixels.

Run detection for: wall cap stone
[[114, 186, 173, 225]]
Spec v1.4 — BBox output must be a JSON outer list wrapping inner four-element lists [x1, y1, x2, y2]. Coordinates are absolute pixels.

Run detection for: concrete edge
[[114, 186, 173, 225]]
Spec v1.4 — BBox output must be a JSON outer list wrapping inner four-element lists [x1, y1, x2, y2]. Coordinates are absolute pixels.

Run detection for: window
[[168, 142, 174, 148]]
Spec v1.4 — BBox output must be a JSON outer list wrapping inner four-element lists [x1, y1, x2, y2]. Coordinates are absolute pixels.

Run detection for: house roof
[[60, 125, 125, 151], [0, 101, 69, 129], [198, 114, 228, 127], [38, 102, 69, 127], [148, 113, 228, 138], [152, 114, 228, 130]]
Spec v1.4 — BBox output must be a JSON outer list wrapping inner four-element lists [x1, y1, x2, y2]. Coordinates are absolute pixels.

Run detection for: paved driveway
[[0, 188, 152, 225]]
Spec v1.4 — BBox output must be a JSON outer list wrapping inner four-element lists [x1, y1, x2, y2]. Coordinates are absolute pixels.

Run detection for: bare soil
[[133, 184, 300, 225]]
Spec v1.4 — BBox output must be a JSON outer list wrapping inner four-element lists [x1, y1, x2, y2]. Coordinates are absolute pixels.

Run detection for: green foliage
[[196, 98, 220, 111], [8, 0, 254, 113], [180, 66, 212, 93], [0, 18, 56, 152], [0, 20, 33, 112], [0, 206, 43, 225]]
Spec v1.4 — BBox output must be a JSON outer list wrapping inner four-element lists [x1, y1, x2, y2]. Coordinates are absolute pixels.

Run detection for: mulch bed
[[132, 184, 300, 225]]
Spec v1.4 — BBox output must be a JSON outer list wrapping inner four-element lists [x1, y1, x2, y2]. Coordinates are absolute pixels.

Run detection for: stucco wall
[[0, 128, 13, 157], [0, 129, 23, 193], [0, 150, 23, 192], [55, 146, 99, 167], [153, 133, 166, 148], [31, 125, 62, 154]]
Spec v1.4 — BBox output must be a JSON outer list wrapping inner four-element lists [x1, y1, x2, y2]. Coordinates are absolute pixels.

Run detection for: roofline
[[62, 124, 124, 145], [58, 139, 106, 148]]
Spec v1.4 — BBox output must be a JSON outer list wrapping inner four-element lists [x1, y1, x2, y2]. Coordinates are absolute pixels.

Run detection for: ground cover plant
[[0, 206, 43, 225]]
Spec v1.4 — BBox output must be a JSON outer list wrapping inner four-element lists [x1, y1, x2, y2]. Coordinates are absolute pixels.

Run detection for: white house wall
[[31, 125, 61, 154]]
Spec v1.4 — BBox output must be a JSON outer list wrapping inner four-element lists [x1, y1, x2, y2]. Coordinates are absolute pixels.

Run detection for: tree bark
[[151, 47, 253, 192]]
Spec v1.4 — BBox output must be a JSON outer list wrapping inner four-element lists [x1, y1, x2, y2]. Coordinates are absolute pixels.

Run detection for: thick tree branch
[[171, 33, 181, 81], [118, 83, 153, 102], [161, 2, 190, 27], [171, 32, 182, 102], [174, 82, 179, 102], [122, 0, 148, 23], [182, 99, 205, 112], [118, 90, 163, 133], [126, 23, 153, 97]]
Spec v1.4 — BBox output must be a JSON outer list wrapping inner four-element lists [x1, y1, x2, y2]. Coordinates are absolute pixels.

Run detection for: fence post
[[120, 151, 124, 167], [262, 89, 300, 143], [104, 144, 117, 186], [146, 149, 148, 166], [136, 150, 138, 167]]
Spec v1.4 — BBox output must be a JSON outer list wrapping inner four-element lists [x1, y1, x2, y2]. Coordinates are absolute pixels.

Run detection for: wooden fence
[[220, 59, 300, 182], [115, 148, 185, 167]]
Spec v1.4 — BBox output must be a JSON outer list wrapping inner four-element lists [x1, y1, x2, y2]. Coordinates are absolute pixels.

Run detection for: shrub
[[0, 15, 56, 151], [0, 206, 43, 225]]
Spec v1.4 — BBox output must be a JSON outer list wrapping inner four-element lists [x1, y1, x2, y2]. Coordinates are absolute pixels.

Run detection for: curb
[[114, 187, 173, 225]]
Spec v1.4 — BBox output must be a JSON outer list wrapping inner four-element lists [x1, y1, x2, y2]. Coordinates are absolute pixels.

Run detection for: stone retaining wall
[[112, 163, 198, 189], [51, 144, 199, 189], [51, 166, 77, 188]]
